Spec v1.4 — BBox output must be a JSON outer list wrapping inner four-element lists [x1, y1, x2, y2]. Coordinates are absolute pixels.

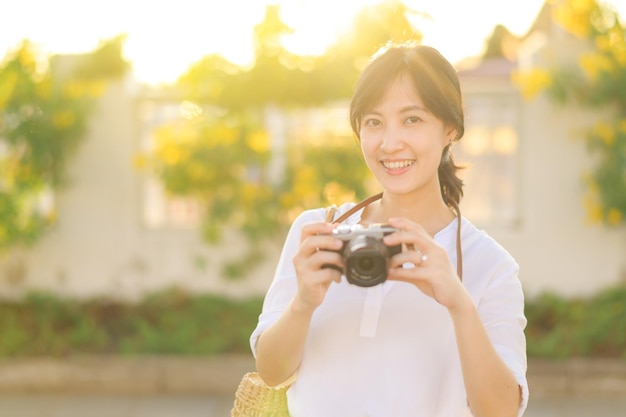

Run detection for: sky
[[2, 0, 626, 85]]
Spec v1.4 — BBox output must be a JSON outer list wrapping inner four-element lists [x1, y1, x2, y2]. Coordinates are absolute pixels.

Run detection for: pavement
[[0, 355, 625, 416]]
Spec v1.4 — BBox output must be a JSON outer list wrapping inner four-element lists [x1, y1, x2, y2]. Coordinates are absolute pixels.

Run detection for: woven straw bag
[[231, 372, 295, 417]]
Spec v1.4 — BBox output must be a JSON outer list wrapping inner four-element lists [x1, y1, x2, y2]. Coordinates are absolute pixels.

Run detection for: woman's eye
[[406, 116, 421, 124], [363, 118, 381, 127]]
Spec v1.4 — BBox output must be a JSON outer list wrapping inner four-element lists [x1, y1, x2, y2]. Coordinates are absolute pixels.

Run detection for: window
[[138, 99, 202, 229], [456, 94, 521, 228]]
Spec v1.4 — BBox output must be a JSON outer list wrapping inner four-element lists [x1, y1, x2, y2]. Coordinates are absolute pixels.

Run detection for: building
[[0, 2, 624, 300]]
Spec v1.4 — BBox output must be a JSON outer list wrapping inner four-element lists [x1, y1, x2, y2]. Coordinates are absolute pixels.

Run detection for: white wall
[[477, 29, 626, 297], [493, 94, 625, 297], [1, 44, 624, 300], [0, 79, 282, 301]]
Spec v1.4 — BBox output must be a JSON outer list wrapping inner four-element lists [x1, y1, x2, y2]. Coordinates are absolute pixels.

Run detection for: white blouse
[[251, 203, 529, 417]]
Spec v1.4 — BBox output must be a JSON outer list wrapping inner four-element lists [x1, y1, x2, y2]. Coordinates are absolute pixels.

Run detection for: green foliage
[[525, 284, 626, 358], [282, 138, 372, 212], [0, 290, 263, 357], [149, 109, 371, 278], [0, 37, 129, 249], [177, 1, 422, 107], [515, 0, 626, 225], [1, 285, 625, 358], [73, 34, 130, 80], [147, 2, 419, 277]]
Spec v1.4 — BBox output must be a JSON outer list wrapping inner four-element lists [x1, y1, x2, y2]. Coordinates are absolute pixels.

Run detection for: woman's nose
[[380, 127, 404, 152]]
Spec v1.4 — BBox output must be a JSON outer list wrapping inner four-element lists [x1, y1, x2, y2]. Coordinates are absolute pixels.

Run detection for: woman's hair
[[349, 42, 465, 206]]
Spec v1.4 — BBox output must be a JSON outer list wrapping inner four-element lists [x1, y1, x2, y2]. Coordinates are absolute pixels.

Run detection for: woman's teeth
[[382, 160, 415, 169]]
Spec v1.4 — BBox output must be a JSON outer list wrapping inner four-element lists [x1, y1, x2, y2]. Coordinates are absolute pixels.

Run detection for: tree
[[513, 0, 626, 226], [178, 1, 423, 108], [0, 36, 129, 249], [149, 1, 423, 277], [483, 24, 521, 61]]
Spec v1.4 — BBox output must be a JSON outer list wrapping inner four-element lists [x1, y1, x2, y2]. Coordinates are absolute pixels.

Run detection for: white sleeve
[[249, 208, 325, 357], [477, 259, 529, 417]]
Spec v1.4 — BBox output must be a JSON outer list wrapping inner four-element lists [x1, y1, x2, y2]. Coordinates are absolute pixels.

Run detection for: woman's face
[[359, 73, 456, 197]]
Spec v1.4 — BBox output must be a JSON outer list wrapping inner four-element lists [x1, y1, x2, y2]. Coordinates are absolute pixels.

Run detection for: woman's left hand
[[383, 217, 470, 311]]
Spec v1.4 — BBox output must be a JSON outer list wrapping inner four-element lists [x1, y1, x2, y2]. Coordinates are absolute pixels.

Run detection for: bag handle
[[326, 192, 463, 281]]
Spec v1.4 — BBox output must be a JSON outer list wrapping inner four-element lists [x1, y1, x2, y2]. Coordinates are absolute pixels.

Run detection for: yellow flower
[[583, 193, 603, 224], [188, 162, 211, 183], [240, 183, 259, 205], [553, 0, 600, 38], [17, 45, 36, 71], [610, 44, 626, 67], [63, 81, 86, 99], [579, 52, 613, 80], [279, 193, 294, 209], [608, 25, 625, 46], [133, 153, 147, 170], [87, 81, 106, 97], [606, 208, 623, 225], [323, 181, 355, 206], [246, 130, 270, 153], [582, 174, 603, 224], [595, 35, 611, 51], [0, 70, 18, 110], [216, 125, 238, 145], [158, 144, 182, 165], [52, 110, 76, 129], [35, 80, 52, 100], [593, 121, 615, 145], [511, 69, 552, 100], [294, 166, 316, 184]]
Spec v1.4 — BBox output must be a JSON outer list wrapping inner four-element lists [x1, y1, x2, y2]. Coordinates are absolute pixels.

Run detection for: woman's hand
[[292, 222, 344, 313], [383, 217, 471, 312]]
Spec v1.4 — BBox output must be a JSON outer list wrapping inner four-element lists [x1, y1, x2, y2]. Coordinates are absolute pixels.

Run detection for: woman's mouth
[[381, 159, 415, 170]]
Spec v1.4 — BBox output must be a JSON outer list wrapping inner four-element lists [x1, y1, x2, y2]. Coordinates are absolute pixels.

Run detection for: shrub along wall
[[0, 285, 624, 359]]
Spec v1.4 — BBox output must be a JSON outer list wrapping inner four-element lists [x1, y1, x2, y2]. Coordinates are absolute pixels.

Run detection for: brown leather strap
[[327, 192, 463, 281], [331, 192, 383, 224], [447, 199, 463, 281], [325, 205, 338, 223]]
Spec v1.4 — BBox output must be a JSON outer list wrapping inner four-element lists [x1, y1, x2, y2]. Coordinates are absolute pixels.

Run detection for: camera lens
[[357, 257, 375, 273], [343, 235, 389, 287]]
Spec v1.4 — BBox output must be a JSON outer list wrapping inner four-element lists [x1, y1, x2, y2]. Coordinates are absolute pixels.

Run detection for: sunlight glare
[[277, 0, 381, 56], [3, 0, 626, 85]]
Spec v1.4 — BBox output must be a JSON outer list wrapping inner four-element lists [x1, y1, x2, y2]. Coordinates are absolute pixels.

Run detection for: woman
[[251, 42, 528, 417]]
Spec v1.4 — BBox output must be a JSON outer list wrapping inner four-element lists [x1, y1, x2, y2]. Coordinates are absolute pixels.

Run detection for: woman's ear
[[446, 126, 458, 144]]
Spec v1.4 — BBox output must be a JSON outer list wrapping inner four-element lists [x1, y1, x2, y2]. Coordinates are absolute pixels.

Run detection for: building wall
[[0, 79, 281, 301], [465, 27, 626, 298], [1, 38, 624, 300], [494, 95, 625, 297]]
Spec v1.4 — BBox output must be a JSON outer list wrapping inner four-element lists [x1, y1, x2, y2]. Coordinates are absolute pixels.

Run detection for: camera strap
[[328, 192, 463, 281]]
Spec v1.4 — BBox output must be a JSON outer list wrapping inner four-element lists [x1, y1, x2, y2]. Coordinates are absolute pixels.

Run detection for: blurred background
[[0, 0, 625, 416]]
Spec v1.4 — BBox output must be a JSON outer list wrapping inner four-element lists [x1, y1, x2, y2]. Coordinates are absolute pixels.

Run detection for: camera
[[327, 223, 401, 287]]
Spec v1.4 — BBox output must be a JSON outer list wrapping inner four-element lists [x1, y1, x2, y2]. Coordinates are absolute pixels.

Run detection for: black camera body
[[330, 223, 401, 287]]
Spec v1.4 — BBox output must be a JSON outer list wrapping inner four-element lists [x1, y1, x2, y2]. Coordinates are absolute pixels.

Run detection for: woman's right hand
[[291, 222, 344, 312]]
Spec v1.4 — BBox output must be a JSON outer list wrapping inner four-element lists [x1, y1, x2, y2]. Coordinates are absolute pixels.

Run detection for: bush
[[525, 284, 626, 358], [0, 289, 263, 357], [0, 285, 624, 358]]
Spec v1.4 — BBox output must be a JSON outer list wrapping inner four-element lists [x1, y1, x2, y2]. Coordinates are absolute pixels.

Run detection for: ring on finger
[[416, 250, 428, 264]]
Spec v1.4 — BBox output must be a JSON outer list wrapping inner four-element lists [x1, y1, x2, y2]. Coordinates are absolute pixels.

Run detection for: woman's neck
[[361, 190, 456, 236]]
